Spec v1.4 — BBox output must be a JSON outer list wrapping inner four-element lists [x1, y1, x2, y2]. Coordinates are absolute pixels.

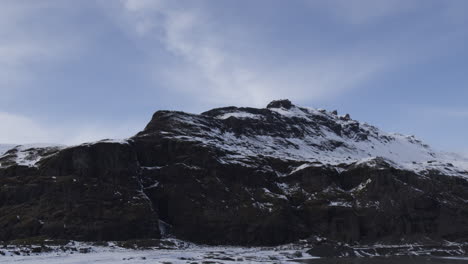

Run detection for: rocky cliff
[[1, 100, 467, 246]]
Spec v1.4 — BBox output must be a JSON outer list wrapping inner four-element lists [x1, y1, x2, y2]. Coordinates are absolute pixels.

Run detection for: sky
[[0, 0, 467, 155]]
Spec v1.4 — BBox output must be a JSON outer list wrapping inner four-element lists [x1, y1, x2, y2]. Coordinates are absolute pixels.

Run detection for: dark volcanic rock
[[307, 238, 468, 257], [1, 100, 468, 246], [0, 142, 159, 242]]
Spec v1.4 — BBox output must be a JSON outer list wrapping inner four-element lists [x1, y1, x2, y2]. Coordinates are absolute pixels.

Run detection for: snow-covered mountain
[[1, 99, 468, 246], [2, 100, 467, 178], [138, 99, 468, 178]]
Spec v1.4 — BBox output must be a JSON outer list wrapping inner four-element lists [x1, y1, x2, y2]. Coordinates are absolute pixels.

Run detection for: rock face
[[0, 142, 159, 242], [1, 100, 468, 246]]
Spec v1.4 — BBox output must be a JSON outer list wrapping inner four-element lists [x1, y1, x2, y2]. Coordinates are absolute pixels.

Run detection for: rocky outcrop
[[1, 100, 467, 246]]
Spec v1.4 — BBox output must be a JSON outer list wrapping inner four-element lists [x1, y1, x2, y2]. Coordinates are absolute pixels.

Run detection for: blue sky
[[1, 0, 467, 155]]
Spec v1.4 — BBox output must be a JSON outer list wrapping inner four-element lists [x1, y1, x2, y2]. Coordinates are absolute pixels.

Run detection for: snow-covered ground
[[0, 240, 315, 264], [2, 239, 467, 263]]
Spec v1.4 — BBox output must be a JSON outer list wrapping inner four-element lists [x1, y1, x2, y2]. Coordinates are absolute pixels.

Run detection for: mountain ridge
[[1, 99, 467, 246], [2, 99, 467, 177], [134, 99, 468, 178]]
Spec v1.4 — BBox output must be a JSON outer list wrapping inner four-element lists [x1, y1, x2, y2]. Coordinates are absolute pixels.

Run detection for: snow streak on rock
[[0, 144, 65, 167]]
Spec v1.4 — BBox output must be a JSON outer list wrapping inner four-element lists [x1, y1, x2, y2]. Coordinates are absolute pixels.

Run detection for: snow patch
[[216, 112, 262, 120], [329, 201, 352, 207], [0, 143, 65, 168]]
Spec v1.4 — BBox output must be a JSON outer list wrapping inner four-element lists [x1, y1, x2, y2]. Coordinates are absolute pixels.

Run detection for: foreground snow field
[[3, 243, 468, 264], [0, 240, 314, 264]]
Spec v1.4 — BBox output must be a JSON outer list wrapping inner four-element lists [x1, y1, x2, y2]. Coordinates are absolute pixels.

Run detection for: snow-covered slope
[[0, 144, 65, 167], [0, 144, 15, 156], [141, 99, 468, 178]]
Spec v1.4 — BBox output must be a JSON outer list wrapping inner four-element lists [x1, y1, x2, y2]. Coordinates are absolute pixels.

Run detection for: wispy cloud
[[103, 0, 388, 107], [101, 0, 468, 108]]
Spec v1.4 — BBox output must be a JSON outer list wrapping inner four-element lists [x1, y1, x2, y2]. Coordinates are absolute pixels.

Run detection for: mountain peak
[[266, 99, 294, 109]]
